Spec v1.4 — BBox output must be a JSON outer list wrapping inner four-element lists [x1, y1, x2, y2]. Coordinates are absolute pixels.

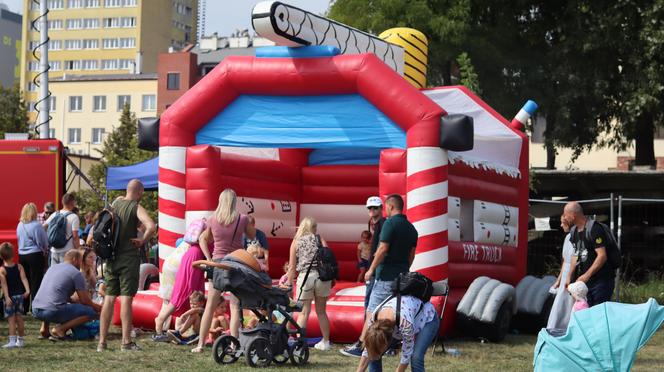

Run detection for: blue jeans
[[33, 303, 97, 324], [367, 280, 394, 313], [587, 279, 615, 307], [364, 277, 375, 309], [369, 314, 440, 372]]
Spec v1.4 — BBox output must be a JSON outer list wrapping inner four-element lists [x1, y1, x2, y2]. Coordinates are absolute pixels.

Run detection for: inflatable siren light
[[510, 100, 538, 131], [440, 114, 474, 151], [138, 117, 159, 151]]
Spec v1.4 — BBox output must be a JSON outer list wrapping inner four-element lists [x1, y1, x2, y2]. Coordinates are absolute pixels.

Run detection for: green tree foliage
[[457, 52, 481, 95], [0, 84, 29, 138], [76, 104, 157, 219]]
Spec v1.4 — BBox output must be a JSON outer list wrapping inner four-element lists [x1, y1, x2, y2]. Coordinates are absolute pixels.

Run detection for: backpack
[[392, 271, 434, 303], [571, 219, 622, 270], [92, 208, 121, 260], [315, 235, 339, 282], [47, 211, 73, 248]]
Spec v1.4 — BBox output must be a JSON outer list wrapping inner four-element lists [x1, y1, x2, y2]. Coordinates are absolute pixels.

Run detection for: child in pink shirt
[[568, 281, 590, 312]]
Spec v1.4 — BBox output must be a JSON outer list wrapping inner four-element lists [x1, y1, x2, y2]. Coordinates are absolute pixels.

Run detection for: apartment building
[[19, 0, 197, 121], [48, 73, 157, 156], [0, 4, 21, 87]]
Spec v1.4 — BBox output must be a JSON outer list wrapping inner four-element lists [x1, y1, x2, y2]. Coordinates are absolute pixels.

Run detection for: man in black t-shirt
[[564, 202, 615, 306]]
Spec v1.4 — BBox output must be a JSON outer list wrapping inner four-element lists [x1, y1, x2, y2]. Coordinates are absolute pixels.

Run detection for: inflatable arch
[[132, 45, 531, 342]]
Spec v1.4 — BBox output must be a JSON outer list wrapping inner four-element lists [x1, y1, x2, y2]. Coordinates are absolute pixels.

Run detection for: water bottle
[[446, 348, 461, 356]]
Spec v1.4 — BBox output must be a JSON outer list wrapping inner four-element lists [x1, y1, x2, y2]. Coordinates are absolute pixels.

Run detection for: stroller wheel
[[273, 348, 290, 365], [212, 335, 241, 365], [246, 337, 273, 368], [289, 339, 309, 366]]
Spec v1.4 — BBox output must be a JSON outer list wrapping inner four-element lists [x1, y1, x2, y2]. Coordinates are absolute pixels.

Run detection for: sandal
[[191, 346, 204, 353]]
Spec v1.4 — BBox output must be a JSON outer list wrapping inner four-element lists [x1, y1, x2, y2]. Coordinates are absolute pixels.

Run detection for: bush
[[619, 273, 664, 304]]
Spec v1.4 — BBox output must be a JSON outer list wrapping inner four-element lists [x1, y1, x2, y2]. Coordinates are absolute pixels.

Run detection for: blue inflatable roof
[[106, 157, 159, 191]]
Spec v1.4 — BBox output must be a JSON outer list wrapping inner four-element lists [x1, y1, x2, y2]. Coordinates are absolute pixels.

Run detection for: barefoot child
[[0, 243, 30, 348], [357, 230, 372, 282], [207, 297, 230, 343], [167, 291, 205, 345], [568, 281, 590, 313]]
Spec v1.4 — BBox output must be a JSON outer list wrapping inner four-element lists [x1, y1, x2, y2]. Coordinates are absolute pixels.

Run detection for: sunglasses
[[367, 206, 380, 210]]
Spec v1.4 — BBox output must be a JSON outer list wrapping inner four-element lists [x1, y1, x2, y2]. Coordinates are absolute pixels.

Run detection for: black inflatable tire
[[487, 301, 512, 342]]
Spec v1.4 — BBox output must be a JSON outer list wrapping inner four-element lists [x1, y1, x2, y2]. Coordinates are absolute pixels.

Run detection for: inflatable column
[[406, 145, 449, 284], [510, 100, 538, 131], [157, 146, 187, 267], [379, 28, 428, 88]]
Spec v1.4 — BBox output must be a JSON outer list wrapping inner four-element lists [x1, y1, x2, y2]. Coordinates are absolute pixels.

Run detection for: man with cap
[[341, 196, 389, 357]]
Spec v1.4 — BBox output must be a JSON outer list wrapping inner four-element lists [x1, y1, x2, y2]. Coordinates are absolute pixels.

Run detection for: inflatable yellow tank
[[379, 28, 429, 88]]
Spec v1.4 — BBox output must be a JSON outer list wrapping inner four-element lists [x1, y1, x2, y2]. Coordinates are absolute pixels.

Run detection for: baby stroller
[[193, 250, 309, 368]]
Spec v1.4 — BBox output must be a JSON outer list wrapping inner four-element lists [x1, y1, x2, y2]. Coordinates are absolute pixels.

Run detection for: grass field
[[0, 318, 662, 371]]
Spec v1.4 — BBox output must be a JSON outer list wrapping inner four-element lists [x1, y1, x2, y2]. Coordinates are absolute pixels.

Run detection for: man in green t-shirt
[[364, 194, 418, 312]]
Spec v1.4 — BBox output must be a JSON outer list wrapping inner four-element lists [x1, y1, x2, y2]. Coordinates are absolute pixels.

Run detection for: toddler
[[279, 262, 291, 288], [0, 243, 30, 348], [356, 230, 372, 282], [247, 244, 268, 272], [207, 297, 231, 343], [568, 281, 589, 312], [167, 291, 205, 345]]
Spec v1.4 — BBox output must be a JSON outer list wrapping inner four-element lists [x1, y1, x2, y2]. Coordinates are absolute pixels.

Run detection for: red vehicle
[[0, 139, 65, 261]]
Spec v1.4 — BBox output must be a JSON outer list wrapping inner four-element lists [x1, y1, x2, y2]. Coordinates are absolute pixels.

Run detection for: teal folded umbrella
[[534, 298, 664, 372]]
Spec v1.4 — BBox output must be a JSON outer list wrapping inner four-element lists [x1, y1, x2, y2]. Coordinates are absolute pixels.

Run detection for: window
[[93, 95, 106, 111], [105, 0, 122, 7], [118, 38, 135, 48], [49, 40, 62, 50], [120, 17, 136, 27], [167, 73, 180, 90], [66, 19, 83, 30], [102, 38, 118, 49], [64, 39, 82, 50], [27, 102, 36, 112], [83, 18, 99, 29], [27, 82, 37, 92], [82, 39, 98, 49], [85, 0, 100, 7], [68, 128, 81, 144], [28, 61, 40, 71], [65, 60, 81, 70], [81, 59, 97, 70], [49, 128, 56, 138], [142, 94, 156, 111], [117, 95, 130, 111], [101, 59, 118, 70], [119, 59, 134, 70], [91, 128, 105, 144], [49, 96, 57, 112], [69, 96, 83, 112], [48, 0, 64, 9], [48, 19, 63, 29], [68, 0, 84, 8], [125, 0, 137, 6], [50, 61, 61, 71]]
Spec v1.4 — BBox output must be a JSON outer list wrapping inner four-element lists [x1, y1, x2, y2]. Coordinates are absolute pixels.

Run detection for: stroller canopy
[[534, 299, 664, 372]]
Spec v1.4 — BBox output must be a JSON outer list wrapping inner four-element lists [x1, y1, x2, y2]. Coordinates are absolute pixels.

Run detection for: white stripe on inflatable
[[407, 181, 448, 209], [333, 285, 367, 297], [514, 109, 530, 124], [159, 212, 186, 235], [474, 200, 519, 228], [158, 182, 185, 204], [316, 222, 371, 243], [158, 243, 175, 260], [407, 147, 449, 176], [217, 146, 280, 160], [412, 214, 448, 236], [300, 204, 368, 224], [448, 196, 461, 220], [159, 146, 186, 174], [327, 300, 365, 307], [184, 211, 214, 228], [410, 246, 448, 272], [251, 1, 405, 74]]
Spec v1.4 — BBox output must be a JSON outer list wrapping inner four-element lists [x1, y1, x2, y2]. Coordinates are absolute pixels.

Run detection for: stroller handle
[[192, 259, 233, 271]]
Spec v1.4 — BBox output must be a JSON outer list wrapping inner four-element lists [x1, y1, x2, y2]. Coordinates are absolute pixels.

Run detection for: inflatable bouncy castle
[[129, 1, 536, 342]]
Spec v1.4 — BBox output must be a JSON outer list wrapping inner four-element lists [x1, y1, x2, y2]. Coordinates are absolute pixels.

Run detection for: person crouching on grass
[[0, 243, 30, 348]]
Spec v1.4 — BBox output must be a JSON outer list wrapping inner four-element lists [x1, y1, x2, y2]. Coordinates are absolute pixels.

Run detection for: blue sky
[[3, 0, 331, 37]]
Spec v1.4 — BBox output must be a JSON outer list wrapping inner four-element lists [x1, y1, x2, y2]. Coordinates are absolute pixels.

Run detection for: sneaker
[[151, 333, 170, 342], [96, 342, 107, 352], [314, 339, 331, 351], [121, 342, 141, 351], [184, 335, 200, 345], [166, 330, 183, 344], [15, 338, 24, 348], [2, 342, 16, 349], [339, 341, 363, 357], [383, 347, 398, 357]]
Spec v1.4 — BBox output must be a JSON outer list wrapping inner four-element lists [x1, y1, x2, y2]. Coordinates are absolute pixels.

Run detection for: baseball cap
[[366, 196, 382, 208]]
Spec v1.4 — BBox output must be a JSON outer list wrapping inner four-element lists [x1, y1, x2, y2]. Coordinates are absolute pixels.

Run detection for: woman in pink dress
[[192, 189, 255, 353], [152, 219, 208, 342]]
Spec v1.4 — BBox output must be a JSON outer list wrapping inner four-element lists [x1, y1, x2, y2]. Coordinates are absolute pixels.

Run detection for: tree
[[76, 104, 157, 219], [0, 84, 29, 138]]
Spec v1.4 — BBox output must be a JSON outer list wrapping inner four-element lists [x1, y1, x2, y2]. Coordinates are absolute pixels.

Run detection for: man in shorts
[[32, 250, 101, 339], [98, 179, 156, 352]]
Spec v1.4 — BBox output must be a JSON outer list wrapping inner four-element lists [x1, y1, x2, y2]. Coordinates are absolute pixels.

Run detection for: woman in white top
[[358, 295, 439, 372], [547, 215, 576, 329]]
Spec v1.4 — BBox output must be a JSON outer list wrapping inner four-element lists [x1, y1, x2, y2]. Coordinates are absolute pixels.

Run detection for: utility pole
[[36, 0, 50, 139]]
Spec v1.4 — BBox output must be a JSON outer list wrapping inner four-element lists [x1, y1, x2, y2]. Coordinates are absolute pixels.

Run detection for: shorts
[[105, 254, 140, 297], [33, 303, 97, 324], [358, 259, 370, 269], [296, 271, 331, 300], [3, 294, 25, 318], [367, 280, 394, 313]]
